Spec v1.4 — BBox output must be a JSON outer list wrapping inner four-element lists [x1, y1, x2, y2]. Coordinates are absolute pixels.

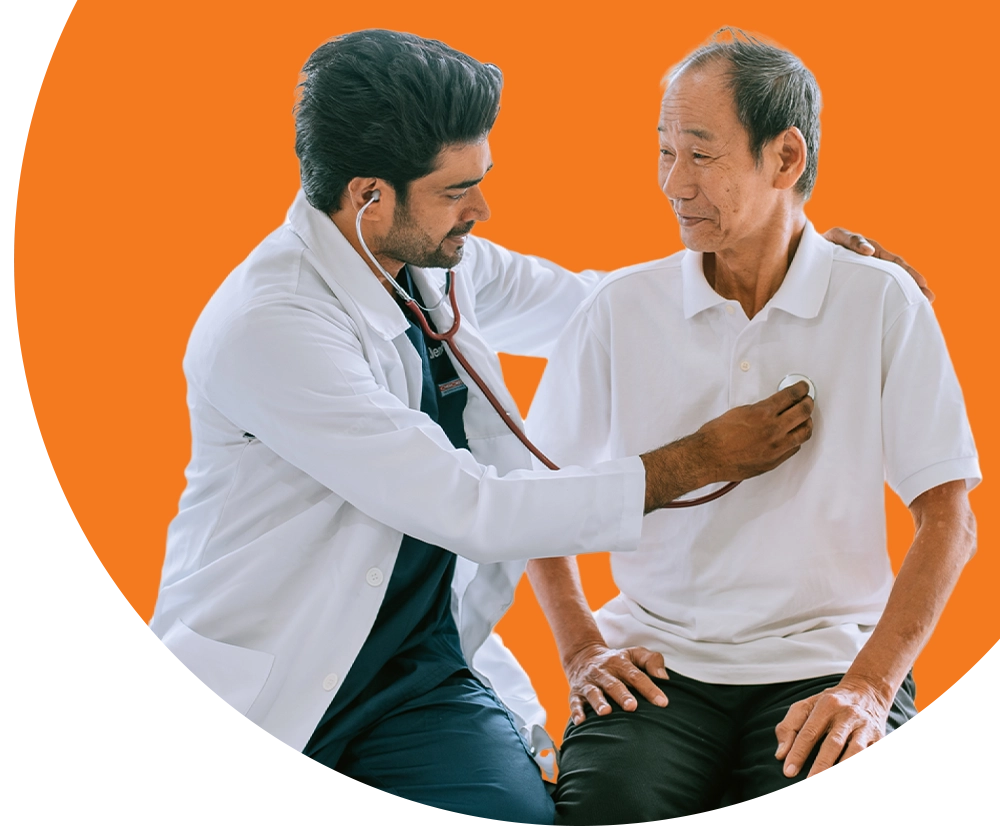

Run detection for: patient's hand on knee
[[774, 677, 891, 778], [563, 643, 670, 725]]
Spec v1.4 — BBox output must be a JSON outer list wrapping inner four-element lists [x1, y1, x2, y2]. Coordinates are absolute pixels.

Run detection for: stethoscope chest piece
[[778, 373, 817, 402]]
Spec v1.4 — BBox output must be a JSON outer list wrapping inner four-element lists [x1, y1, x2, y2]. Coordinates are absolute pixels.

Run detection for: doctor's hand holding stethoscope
[[355, 188, 817, 513]]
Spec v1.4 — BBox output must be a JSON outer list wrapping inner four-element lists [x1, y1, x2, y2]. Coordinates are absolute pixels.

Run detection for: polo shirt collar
[[286, 189, 410, 341], [681, 220, 832, 321], [766, 221, 832, 320]]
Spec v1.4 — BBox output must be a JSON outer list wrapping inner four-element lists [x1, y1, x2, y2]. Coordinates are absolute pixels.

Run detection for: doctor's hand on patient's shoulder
[[641, 381, 814, 512], [822, 227, 935, 302], [774, 675, 891, 778], [563, 641, 670, 725]]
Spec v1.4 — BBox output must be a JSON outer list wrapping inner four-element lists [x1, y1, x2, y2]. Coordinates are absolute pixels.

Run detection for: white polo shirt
[[527, 222, 981, 684]]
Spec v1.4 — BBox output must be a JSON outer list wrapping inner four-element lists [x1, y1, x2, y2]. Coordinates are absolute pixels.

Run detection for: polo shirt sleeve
[[525, 295, 616, 469], [882, 291, 981, 506], [460, 235, 606, 359], [196, 297, 643, 563]]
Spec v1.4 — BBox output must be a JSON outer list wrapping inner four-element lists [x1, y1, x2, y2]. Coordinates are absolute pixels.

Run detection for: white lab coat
[[149, 190, 645, 768]]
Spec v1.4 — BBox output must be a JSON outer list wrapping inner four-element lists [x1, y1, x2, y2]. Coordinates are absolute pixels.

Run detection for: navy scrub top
[[305, 269, 472, 758]]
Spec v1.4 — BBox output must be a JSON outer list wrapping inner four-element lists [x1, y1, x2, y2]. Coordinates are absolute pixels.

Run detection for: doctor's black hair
[[294, 29, 503, 214], [667, 29, 822, 199]]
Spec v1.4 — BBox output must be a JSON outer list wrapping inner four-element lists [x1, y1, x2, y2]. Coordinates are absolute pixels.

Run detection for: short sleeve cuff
[[893, 457, 982, 506]]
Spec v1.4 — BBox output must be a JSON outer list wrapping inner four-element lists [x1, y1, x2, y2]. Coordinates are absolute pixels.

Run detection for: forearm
[[843, 480, 977, 706], [526, 557, 605, 666], [640, 433, 715, 513], [639, 381, 814, 513]]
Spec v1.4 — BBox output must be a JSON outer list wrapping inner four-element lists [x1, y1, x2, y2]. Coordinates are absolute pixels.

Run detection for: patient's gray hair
[[668, 29, 822, 199]]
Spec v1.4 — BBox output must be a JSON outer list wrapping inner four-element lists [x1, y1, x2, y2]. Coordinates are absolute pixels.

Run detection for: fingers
[[769, 394, 814, 459], [806, 723, 883, 777], [824, 227, 935, 303], [867, 238, 936, 303], [780, 704, 829, 777], [806, 727, 871, 779], [575, 682, 613, 724], [622, 648, 669, 707], [568, 648, 670, 724], [778, 694, 885, 778], [805, 728, 852, 777], [630, 647, 670, 680], [569, 694, 588, 726], [766, 379, 811, 415], [590, 656, 667, 711], [822, 226, 876, 255], [775, 696, 815, 761]]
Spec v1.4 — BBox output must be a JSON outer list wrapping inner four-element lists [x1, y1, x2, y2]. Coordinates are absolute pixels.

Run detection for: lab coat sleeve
[[526, 293, 617, 468], [461, 235, 606, 358], [198, 297, 644, 563]]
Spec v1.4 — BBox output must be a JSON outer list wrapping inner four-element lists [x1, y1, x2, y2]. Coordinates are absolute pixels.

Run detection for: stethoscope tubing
[[408, 271, 739, 507], [355, 194, 736, 508]]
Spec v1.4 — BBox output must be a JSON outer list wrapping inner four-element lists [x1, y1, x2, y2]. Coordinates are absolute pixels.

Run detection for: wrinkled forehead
[[658, 62, 740, 138]]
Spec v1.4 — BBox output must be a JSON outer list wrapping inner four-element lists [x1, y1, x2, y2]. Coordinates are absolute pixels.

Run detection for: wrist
[[641, 432, 712, 511], [839, 670, 895, 713], [561, 637, 607, 672]]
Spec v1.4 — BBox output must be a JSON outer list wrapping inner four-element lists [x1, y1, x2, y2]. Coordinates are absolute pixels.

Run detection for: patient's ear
[[772, 127, 807, 193]]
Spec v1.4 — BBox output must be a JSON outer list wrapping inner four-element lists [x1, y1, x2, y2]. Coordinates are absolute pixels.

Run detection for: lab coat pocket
[[162, 619, 275, 715]]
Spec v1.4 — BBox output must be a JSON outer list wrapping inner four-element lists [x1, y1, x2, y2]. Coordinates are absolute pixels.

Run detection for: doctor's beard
[[377, 204, 476, 269]]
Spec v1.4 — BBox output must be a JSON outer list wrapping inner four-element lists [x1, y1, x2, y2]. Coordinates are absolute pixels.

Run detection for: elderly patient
[[526, 31, 980, 823]]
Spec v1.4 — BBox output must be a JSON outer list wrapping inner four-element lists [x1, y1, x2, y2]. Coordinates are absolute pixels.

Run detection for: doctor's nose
[[465, 186, 491, 222]]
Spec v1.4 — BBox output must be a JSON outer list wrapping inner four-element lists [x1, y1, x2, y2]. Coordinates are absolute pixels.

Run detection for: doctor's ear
[[344, 177, 389, 215]]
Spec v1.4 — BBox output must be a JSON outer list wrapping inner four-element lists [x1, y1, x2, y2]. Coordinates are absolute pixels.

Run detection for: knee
[[554, 765, 666, 825]]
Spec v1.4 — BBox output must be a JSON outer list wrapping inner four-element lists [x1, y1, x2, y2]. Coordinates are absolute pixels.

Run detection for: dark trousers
[[554, 669, 917, 825], [308, 670, 555, 825]]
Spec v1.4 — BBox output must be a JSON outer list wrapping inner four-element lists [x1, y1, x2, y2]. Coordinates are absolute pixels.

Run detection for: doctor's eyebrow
[[443, 163, 494, 191]]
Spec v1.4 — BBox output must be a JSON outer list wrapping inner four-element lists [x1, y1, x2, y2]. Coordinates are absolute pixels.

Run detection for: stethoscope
[[355, 190, 815, 509]]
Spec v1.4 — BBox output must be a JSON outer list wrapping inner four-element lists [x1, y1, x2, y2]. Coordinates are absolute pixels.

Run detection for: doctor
[[149, 29, 920, 823]]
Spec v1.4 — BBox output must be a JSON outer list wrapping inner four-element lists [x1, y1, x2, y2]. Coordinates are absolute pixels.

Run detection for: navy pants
[[308, 670, 555, 824], [554, 669, 917, 824]]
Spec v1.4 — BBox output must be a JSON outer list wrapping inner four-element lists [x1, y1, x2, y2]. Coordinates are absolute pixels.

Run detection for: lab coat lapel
[[287, 189, 410, 343], [286, 190, 419, 406]]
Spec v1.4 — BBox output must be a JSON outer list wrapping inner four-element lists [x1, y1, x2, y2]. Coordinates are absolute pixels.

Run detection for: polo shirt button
[[726, 304, 736, 315], [366, 567, 384, 586], [740, 360, 750, 372], [322, 673, 339, 691]]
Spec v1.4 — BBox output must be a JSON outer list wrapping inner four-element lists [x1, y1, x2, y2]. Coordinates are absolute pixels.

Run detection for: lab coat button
[[366, 567, 384, 587], [322, 673, 339, 691], [740, 360, 750, 372]]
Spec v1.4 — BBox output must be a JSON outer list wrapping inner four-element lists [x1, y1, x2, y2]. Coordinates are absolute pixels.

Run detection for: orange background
[[15, 1, 996, 739]]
